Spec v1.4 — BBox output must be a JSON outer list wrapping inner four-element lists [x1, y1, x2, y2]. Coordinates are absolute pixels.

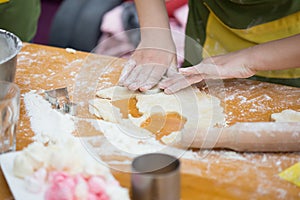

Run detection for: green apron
[[0, 0, 40, 42], [184, 0, 300, 87]]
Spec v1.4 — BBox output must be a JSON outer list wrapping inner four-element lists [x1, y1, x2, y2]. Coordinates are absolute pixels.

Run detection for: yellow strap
[[203, 10, 300, 78], [0, 0, 9, 3]]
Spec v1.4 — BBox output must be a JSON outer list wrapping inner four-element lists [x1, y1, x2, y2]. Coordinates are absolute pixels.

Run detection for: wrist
[[242, 46, 260, 73], [139, 28, 176, 53]]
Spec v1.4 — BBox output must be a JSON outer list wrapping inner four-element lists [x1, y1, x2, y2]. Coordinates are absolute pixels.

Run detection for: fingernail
[[123, 81, 130, 87], [129, 83, 136, 89], [140, 84, 152, 91], [118, 77, 125, 85], [158, 83, 166, 89], [164, 88, 172, 94], [130, 83, 142, 91], [179, 68, 188, 73]]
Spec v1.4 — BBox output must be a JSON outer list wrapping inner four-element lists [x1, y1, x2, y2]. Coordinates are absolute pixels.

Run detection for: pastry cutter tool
[[44, 87, 77, 115]]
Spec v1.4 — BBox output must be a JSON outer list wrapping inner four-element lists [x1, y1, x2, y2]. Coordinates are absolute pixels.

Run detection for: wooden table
[[1, 43, 300, 199]]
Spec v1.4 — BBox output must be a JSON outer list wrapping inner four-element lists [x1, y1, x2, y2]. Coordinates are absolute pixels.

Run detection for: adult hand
[[159, 49, 256, 94], [118, 29, 178, 92]]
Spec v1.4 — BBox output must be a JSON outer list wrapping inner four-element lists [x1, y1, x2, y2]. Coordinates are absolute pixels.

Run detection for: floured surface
[[23, 91, 75, 143], [2, 43, 299, 200], [15, 44, 124, 149], [206, 79, 300, 125]]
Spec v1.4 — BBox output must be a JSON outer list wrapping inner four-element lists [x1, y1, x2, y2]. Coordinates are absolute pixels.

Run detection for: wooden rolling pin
[[182, 122, 300, 152]]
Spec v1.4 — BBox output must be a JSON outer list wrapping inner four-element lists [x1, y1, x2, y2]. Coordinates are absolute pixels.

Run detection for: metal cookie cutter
[[131, 153, 181, 200], [44, 87, 77, 115]]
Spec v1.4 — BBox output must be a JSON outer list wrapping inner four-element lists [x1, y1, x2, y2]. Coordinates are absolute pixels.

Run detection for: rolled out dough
[[90, 86, 226, 144]]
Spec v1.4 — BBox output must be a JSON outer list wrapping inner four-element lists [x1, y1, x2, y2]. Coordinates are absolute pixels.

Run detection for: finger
[[180, 62, 218, 74], [123, 65, 143, 88], [128, 65, 153, 91], [139, 65, 168, 91], [158, 75, 183, 89], [164, 74, 203, 94], [118, 59, 136, 85], [179, 66, 200, 75], [166, 57, 178, 77], [164, 79, 190, 94], [166, 65, 178, 77]]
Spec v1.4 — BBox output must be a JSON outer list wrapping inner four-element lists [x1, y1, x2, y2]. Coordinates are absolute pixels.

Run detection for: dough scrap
[[161, 131, 182, 145], [89, 98, 122, 123], [271, 109, 300, 122]]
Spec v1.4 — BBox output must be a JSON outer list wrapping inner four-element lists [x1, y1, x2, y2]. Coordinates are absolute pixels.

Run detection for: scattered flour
[[22, 90, 300, 199], [23, 91, 75, 143], [21, 91, 130, 199], [84, 118, 198, 161]]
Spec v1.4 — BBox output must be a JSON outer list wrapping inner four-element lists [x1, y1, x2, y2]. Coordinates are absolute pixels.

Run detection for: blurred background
[[32, 0, 61, 45], [32, 0, 188, 59]]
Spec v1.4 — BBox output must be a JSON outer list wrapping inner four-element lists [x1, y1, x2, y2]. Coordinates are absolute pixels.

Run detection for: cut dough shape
[[135, 89, 225, 128], [271, 109, 300, 122], [90, 86, 226, 144]]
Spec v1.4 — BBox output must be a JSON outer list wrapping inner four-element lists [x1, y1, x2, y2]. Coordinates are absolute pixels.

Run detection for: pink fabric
[[95, 3, 189, 62], [101, 6, 124, 37], [165, 0, 188, 17], [170, 4, 189, 65], [95, 5, 134, 57], [173, 4, 188, 28]]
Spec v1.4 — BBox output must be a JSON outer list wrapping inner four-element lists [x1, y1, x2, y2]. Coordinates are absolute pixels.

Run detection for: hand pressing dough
[[271, 109, 300, 122]]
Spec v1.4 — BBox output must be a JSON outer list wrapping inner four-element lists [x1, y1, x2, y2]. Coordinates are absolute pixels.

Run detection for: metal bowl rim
[[0, 29, 22, 64]]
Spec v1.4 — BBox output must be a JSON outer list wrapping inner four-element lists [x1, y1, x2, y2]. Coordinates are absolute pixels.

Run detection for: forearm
[[134, 0, 173, 46], [249, 34, 300, 71], [134, 0, 170, 29]]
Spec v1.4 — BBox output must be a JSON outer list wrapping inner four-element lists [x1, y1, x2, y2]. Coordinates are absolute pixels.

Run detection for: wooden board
[[0, 43, 300, 200]]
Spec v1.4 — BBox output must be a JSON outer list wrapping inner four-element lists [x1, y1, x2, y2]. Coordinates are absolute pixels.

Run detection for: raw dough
[[161, 131, 182, 145], [90, 98, 122, 123], [271, 109, 300, 122], [96, 86, 137, 100], [90, 86, 226, 144], [134, 89, 225, 127], [141, 86, 162, 95]]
